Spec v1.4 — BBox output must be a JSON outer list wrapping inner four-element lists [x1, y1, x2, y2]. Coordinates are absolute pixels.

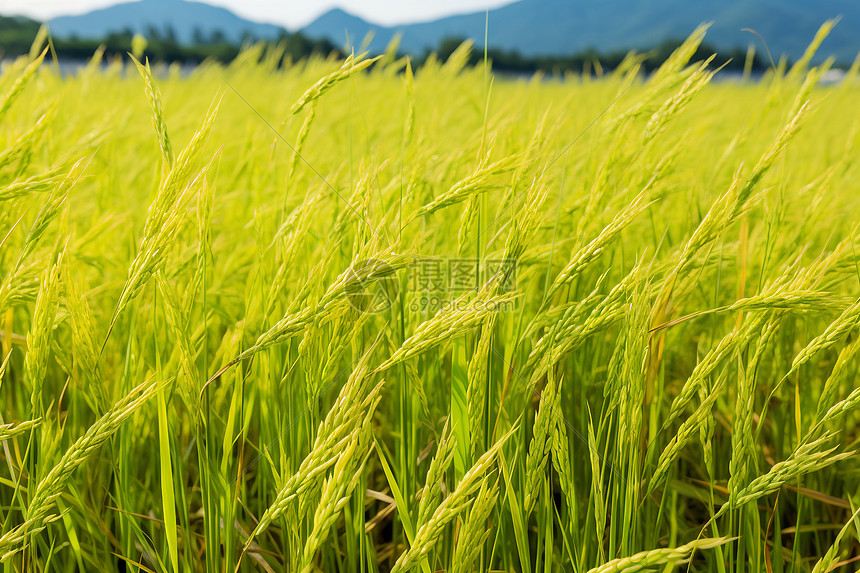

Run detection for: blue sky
[[5, 0, 514, 28]]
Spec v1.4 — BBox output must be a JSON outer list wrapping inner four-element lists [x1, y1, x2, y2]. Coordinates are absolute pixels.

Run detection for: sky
[[3, 0, 515, 28]]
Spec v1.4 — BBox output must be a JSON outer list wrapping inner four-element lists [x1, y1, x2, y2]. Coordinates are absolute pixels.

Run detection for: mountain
[[49, 0, 284, 44], [303, 0, 860, 63]]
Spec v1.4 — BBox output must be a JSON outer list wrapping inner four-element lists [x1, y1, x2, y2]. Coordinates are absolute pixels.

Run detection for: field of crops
[[0, 24, 859, 572]]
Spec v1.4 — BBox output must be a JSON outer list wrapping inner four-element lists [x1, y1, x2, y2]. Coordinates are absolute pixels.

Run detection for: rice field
[[1, 24, 859, 572]]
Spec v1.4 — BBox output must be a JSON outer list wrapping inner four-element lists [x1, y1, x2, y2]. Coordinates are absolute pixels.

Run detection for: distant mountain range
[[48, 0, 284, 44], [36, 0, 860, 63], [303, 0, 860, 63]]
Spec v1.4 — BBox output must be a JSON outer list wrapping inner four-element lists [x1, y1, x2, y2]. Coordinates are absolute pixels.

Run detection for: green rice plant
[[0, 107, 56, 175], [647, 368, 727, 495], [156, 272, 201, 407], [0, 172, 62, 203], [788, 20, 839, 80], [300, 421, 374, 572], [0, 25, 858, 573], [544, 189, 651, 301], [527, 262, 644, 391], [643, 55, 718, 141], [210, 250, 411, 381], [551, 372, 576, 531], [806, 383, 860, 440], [286, 101, 317, 187], [7, 157, 85, 277], [417, 420, 456, 529], [726, 318, 780, 503], [813, 333, 860, 420]]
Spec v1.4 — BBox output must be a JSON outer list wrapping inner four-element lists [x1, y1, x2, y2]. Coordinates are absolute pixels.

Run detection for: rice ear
[[290, 54, 381, 116], [586, 537, 734, 573], [25, 250, 64, 420], [130, 55, 174, 167], [0, 418, 41, 442]]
